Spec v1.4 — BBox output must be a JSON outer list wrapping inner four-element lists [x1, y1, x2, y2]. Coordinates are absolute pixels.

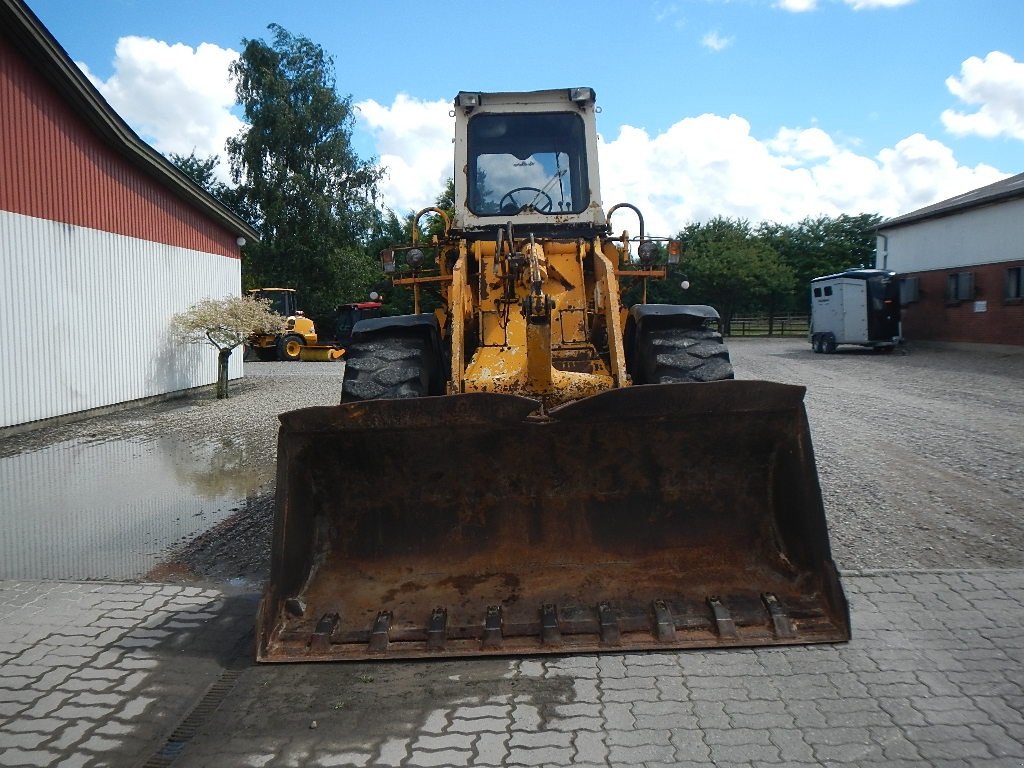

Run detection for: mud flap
[[257, 380, 849, 662]]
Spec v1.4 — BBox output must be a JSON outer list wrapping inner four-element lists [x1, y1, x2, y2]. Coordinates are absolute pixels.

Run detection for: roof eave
[[0, 0, 258, 244]]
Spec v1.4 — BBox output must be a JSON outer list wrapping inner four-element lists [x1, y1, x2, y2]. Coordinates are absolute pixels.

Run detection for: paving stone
[[474, 732, 509, 764], [506, 745, 574, 765], [708, 742, 781, 764], [606, 741, 675, 764], [572, 730, 607, 763], [915, 737, 994, 761], [412, 732, 475, 751], [406, 748, 472, 767], [0, 748, 59, 767], [969, 723, 1024, 758], [767, 727, 816, 763], [447, 716, 507, 733], [376, 736, 410, 766], [605, 728, 671, 746]]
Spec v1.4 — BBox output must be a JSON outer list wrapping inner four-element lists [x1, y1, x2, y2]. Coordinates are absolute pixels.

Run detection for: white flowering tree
[[170, 295, 286, 399]]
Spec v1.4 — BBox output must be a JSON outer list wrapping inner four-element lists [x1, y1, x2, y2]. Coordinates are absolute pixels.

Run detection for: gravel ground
[[3, 340, 1022, 586]]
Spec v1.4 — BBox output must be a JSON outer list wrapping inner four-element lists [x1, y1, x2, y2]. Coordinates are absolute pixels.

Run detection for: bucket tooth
[[541, 604, 562, 645], [708, 597, 738, 639], [652, 600, 677, 642], [368, 611, 393, 653], [598, 602, 621, 645], [762, 593, 795, 639], [427, 607, 448, 651], [310, 613, 339, 654], [482, 605, 503, 649]]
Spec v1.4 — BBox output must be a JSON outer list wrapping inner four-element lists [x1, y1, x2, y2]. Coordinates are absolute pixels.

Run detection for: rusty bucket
[[257, 380, 849, 662]]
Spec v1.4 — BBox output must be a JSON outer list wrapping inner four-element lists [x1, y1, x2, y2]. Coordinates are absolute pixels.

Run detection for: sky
[[26, 0, 1024, 236]]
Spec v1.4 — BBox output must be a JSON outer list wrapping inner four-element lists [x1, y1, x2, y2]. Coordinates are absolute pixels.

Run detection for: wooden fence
[[725, 314, 809, 337]]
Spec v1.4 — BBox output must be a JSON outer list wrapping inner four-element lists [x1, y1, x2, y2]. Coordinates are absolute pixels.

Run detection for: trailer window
[[823, 286, 833, 297], [467, 112, 590, 216], [813, 287, 822, 297]]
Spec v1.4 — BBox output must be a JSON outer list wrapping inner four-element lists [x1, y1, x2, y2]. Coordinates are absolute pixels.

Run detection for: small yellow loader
[[246, 288, 317, 361]]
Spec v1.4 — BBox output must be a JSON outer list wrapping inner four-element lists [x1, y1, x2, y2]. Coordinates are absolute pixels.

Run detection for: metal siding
[[0, 37, 241, 259], [879, 198, 1024, 274], [2, 211, 242, 428]]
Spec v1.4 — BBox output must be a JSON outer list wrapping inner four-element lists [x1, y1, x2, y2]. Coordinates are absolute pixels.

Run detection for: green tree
[[675, 217, 796, 332], [168, 150, 245, 218], [227, 24, 384, 318], [170, 295, 284, 399], [759, 213, 882, 311]]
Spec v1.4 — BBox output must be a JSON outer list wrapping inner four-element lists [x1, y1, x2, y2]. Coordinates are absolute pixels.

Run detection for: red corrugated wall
[[0, 40, 240, 259]]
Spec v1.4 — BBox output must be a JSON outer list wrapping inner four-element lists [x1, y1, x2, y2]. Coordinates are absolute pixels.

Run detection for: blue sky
[[27, 0, 1024, 234]]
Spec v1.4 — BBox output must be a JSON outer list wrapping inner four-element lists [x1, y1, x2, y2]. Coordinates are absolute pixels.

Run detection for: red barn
[[0, 0, 257, 430]]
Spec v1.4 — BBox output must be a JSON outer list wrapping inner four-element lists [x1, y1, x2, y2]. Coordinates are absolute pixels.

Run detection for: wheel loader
[[257, 88, 850, 662], [246, 288, 317, 361]]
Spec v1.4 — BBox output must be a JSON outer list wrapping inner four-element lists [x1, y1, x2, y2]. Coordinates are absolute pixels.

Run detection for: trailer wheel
[[341, 333, 438, 402], [811, 335, 821, 353], [638, 326, 735, 384], [822, 334, 837, 354]]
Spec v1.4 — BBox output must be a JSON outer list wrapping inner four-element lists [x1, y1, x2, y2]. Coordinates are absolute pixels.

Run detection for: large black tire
[[253, 346, 277, 362], [639, 326, 735, 384], [341, 334, 438, 402]]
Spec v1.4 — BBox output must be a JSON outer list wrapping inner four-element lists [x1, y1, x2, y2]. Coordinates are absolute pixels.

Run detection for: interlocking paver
[[2, 570, 1023, 767]]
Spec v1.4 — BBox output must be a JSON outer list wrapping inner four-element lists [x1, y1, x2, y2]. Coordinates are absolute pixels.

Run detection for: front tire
[[639, 326, 735, 384], [277, 334, 305, 361], [341, 333, 439, 402]]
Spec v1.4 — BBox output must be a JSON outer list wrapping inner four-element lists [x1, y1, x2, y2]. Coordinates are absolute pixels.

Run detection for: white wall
[[877, 198, 1024, 273], [1, 210, 242, 428]]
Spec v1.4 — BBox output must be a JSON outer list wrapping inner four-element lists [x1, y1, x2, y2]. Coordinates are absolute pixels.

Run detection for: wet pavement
[[1, 570, 1022, 767], [0, 434, 272, 581]]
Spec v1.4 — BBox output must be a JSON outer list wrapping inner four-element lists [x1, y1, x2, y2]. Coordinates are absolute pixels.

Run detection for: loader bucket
[[257, 380, 849, 662]]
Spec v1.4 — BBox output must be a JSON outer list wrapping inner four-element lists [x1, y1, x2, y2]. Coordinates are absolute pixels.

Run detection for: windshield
[[467, 112, 589, 216]]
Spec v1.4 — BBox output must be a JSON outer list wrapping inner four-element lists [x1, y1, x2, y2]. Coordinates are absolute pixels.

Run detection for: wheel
[[498, 187, 554, 214], [638, 326, 735, 384], [277, 334, 305, 361], [253, 346, 277, 362], [341, 333, 440, 402], [822, 335, 837, 354], [812, 335, 823, 354]]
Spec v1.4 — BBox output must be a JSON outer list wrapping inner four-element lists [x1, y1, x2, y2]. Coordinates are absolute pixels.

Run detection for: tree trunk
[[217, 348, 232, 399]]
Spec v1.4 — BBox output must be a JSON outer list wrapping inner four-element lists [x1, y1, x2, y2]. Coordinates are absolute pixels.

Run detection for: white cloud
[[355, 94, 455, 216], [600, 119, 1004, 233], [701, 31, 734, 52], [356, 95, 1007, 235], [778, 0, 914, 11], [80, 37, 242, 181], [777, 0, 817, 11], [843, 0, 914, 8], [941, 51, 1024, 141]]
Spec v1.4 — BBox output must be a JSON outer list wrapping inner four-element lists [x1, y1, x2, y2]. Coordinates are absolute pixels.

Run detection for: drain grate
[[142, 669, 241, 767]]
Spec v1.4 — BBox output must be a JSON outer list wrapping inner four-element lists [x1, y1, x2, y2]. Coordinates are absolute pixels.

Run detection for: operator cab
[[452, 88, 607, 238]]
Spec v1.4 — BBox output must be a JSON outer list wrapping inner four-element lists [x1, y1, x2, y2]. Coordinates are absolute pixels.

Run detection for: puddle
[[0, 434, 273, 580]]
